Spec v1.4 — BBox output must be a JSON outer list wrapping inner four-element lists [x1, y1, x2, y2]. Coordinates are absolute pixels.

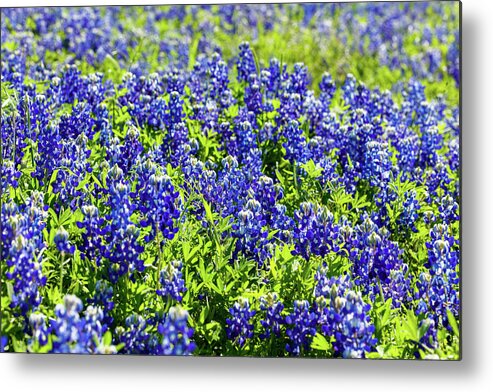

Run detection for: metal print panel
[[0, 1, 460, 359]]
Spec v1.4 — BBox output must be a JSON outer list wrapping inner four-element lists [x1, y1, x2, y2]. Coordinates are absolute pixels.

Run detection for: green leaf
[[103, 331, 112, 346], [3, 273, 13, 295], [300, 159, 322, 179], [311, 333, 330, 351], [381, 298, 392, 326], [447, 310, 460, 338], [402, 308, 419, 341], [275, 169, 285, 188], [202, 198, 214, 226], [199, 306, 208, 324], [188, 36, 200, 70]]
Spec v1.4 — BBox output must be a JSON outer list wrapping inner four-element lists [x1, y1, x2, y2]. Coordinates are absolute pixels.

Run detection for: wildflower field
[[0, 2, 460, 359]]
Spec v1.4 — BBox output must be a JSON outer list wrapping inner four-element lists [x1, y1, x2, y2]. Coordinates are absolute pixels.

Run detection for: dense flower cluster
[[259, 292, 284, 339], [226, 298, 256, 348], [2, 192, 48, 316], [416, 224, 459, 342], [1, 4, 459, 358], [314, 273, 377, 358], [157, 260, 186, 302], [292, 202, 341, 260], [29, 294, 117, 354], [285, 300, 318, 356], [156, 306, 196, 355]]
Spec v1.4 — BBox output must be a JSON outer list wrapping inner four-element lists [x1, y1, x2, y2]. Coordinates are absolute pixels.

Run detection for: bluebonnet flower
[[262, 57, 287, 98], [304, 92, 326, 131], [156, 306, 196, 355], [285, 300, 318, 356], [0, 336, 7, 352], [244, 73, 263, 114], [49, 294, 84, 353], [80, 72, 109, 108], [87, 280, 115, 327], [51, 133, 93, 212], [334, 108, 382, 177], [168, 122, 191, 167], [1, 101, 24, 166], [259, 69, 273, 101], [314, 273, 377, 358], [92, 103, 113, 146], [2, 192, 47, 316], [163, 67, 186, 94], [342, 73, 357, 107], [226, 298, 256, 348], [332, 291, 377, 358], [397, 190, 421, 232], [314, 112, 339, 150], [104, 175, 144, 283], [418, 316, 438, 350], [259, 293, 284, 339], [229, 116, 259, 167], [350, 214, 411, 307], [107, 126, 144, 175], [419, 126, 443, 168], [236, 41, 256, 82], [16, 89, 51, 141], [216, 155, 250, 217], [1, 159, 21, 190], [423, 159, 452, 199], [319, 72, 336, 107], [146, 97, 168, 131], [251, 175, 283, 224], [1, 51, 26, 88], [362, 141, 392, 187], [54, 227, 75, 254], [243, 148, 263, 181], [189, 52, 234, 109], [438, 194, 459, 224], [423, 210, 436, 226], [29, 313, 49, 348], [394, 133, 420, 175], [157, 260, 186, 302], [49, 294, 116, 354], [282, 119, 309, 164], [231, 199, 270, 267], [278, 92, 303, 122], [292, 202, 340, 260], [58, 102, 95, 140], [181, 157, 220, 218], [447, 32, 460, 86], [55, 64, 85, 104], [116, 314, 151, 354], [314, 271, 353, 301], [447, 138, 460, 171], [168, 90, 185, 126], [76, 205, 106, 265], [402, 79, 427, 113], [317, 156, 341, 189], [119, 72, 164, 128], [416, 224, 459, 333], [31, 122, 63, 187], [286, 62, 309, 97], [137, 172, 181, 243]]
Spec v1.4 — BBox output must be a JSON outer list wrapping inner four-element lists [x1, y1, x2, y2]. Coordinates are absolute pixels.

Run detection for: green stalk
[[59, 251, 65, 294]]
